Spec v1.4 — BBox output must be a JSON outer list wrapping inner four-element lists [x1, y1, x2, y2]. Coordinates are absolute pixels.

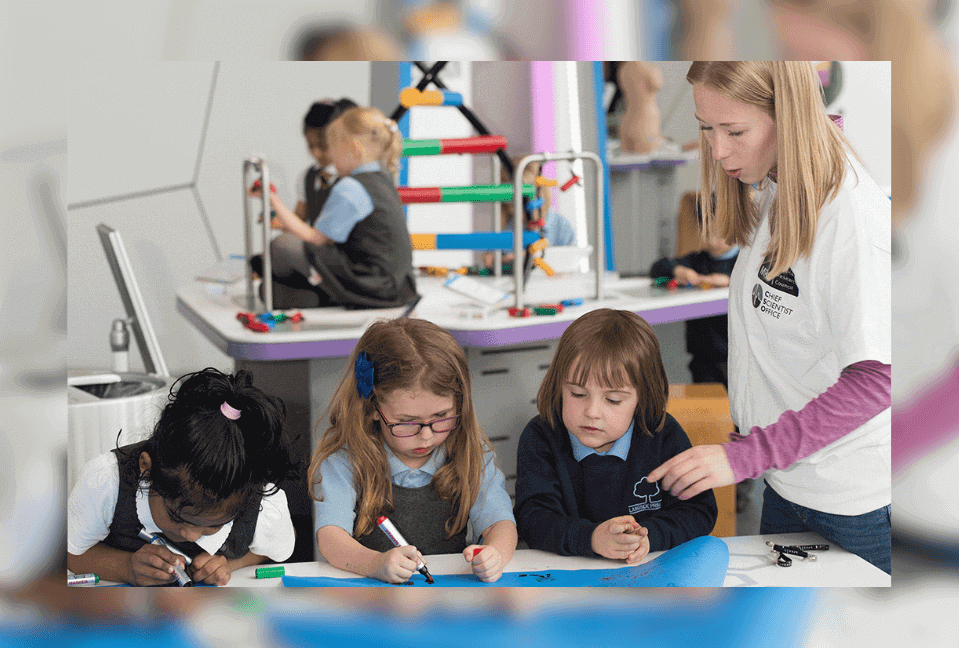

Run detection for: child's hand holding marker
[[465, 545, 505, 583], [591, 515, 649, 564], [376, 516, 435, 584], [189, 551, 232, 586], [375, 545, 428, 584], [128, 540, 190, 587]]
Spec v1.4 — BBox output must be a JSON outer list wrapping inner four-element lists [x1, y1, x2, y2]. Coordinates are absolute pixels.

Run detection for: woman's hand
[[189, 551, 232, 586], [591, 515, 646, 561], [464, 544, 504, 582], [647, 444, 735, 500], [372, 545, 422, 584]]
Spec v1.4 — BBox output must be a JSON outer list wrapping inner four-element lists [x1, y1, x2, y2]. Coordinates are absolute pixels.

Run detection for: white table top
[[223, 533, 888, 588], [177, 273, 729, 360]]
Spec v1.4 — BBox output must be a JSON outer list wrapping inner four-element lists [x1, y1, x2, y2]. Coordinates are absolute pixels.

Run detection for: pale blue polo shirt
[[314, 161, 381, 243], [314, 443, 515, 542], [542, 210, 576, 247], [568, 420, 634, 462]]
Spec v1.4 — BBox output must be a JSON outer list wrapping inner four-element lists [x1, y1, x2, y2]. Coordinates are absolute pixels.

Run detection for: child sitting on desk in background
[[482, 155, 576, 269], [251, 105, 418, 309], [251, 98, 357, 307], [650, 191, 739, 389], [310, 318, 517, 583], [67, 368, 298, 586], [514, 309, 718, 563]]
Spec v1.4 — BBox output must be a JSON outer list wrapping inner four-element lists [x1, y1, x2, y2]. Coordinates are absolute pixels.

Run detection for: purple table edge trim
[[179, 295, 728, 359], [449, 299, 728, 347], [177, 297, 363, 360]]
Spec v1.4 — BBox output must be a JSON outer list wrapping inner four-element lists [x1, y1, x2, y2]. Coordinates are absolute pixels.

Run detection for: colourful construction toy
[[250, 180, 276, 193], [400, 87, 463, 107], [533, 257, 555, 276], [410, 231, 541, 251], [402, 136, 507, 156], [398, 183, 536, 204], [237, 310, 302, 332], [560, 174, 582, 191]]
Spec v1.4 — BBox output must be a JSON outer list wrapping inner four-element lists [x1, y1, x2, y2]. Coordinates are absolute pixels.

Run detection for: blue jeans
[[760, 481, 891, 574]]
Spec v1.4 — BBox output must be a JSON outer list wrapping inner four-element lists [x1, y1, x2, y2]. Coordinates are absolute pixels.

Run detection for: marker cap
[[256, 565, 285, 579]]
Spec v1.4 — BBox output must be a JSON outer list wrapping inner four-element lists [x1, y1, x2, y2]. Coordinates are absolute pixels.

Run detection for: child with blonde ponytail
[[254, 105, 417, 309]]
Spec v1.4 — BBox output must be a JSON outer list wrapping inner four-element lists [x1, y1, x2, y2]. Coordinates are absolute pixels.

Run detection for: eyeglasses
[[373, 402, 459, 438]]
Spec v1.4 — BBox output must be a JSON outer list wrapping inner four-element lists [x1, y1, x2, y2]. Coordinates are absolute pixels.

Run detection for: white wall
[[829, 61, 891, 193], [68, 62, 371, 377]]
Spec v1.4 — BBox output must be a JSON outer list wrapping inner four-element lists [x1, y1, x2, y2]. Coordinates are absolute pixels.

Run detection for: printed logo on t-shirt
[[758, 260, 799, 296], [753, 282, 795, 320], [752, 260, 798, 320], [629, 477, 662, 514]]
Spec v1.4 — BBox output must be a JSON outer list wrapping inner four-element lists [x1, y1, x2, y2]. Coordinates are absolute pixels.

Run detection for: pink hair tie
[[220, 401, 242, 420]]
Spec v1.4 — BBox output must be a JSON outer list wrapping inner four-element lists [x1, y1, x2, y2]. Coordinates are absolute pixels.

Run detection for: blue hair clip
[[355, 351, 374, 399]]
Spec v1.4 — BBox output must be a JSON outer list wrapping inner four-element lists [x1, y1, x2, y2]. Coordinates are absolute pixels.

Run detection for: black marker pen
[[377, 516, 434, 584], [768, 544, 814, 560]]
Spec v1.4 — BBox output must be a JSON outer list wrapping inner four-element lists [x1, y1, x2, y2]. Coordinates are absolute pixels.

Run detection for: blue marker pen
[[138, 529, 194, 587]]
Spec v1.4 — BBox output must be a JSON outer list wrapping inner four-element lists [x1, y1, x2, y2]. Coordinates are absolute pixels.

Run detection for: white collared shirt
[[67, 451, 294, 562]]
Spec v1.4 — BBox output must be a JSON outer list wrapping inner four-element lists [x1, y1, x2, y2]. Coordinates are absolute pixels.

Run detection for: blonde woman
[[648, 62, 891, 574]]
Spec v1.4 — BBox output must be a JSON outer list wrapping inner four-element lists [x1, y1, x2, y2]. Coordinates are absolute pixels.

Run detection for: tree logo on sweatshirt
[[629, 477, 662, 514]]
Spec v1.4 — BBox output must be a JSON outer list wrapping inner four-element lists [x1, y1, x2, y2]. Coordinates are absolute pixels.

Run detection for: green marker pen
[[67, 573, 100, 586], [255, 565, 285, 579]]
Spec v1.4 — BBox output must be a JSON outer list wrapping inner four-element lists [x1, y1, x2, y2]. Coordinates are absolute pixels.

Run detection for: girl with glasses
[[309, 318, 517, 583]]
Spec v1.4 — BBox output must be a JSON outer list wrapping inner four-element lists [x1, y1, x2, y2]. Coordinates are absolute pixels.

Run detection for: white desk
[[220, 532, 888, 588], [177, 273, 729, 562], [177, 273, 727, 360]]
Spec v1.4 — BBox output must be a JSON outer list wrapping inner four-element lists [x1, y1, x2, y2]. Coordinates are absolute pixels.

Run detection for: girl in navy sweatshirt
[[513, 309, 717, 562]]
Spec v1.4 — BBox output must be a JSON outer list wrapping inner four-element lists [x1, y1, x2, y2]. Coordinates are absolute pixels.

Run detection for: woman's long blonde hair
[[687, 61, 859, 279], [336, 106, 403, 176], [308, 318, 492, 540]]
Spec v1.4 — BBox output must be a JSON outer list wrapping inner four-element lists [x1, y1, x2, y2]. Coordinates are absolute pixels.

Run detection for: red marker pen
[[377, 516, 434, 584]]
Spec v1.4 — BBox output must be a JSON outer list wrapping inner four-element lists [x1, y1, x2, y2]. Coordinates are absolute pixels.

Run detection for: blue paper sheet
[[282, 535, 729, 587]]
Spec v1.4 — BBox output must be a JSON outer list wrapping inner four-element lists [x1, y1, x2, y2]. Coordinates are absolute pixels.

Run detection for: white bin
[[67, 371, 172, 493]]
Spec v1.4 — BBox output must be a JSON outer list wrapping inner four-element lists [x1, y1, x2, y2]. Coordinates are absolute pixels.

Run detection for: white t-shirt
[[67, 451, 295, 562], [728, 157, 891, 515]]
